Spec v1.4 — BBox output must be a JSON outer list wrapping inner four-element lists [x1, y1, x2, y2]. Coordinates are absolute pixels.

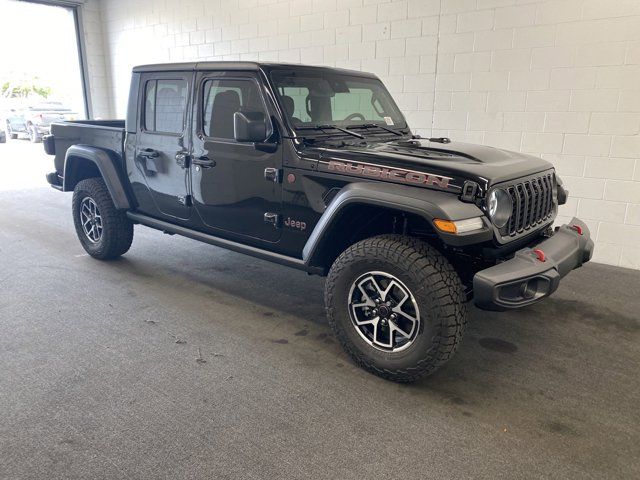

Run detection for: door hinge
[[263, 212, 281, 228], [264, 167, 282, 183], [178, 195, 192, 206], [176, 152, 191, 169]]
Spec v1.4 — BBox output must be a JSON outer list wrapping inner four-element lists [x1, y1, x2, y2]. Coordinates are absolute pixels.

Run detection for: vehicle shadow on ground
[[106, 237, 562, 391], [47, 230, 640, 452]]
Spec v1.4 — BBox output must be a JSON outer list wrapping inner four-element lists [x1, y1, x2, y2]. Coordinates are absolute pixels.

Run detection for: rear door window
[[143, 79, 188, 134]]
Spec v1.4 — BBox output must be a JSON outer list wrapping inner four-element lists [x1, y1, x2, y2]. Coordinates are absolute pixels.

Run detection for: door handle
[[139, 148, 159, 158], [192, 156, 216, 168]]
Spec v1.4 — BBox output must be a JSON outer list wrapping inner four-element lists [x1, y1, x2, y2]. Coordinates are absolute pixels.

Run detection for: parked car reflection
[[3, 101, 76, 143]]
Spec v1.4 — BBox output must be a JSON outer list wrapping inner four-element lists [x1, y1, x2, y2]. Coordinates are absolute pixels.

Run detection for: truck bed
[[49, 120, 125, 175]]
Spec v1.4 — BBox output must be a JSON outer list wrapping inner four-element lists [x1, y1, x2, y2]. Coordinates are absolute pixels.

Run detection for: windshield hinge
[[460, 181, 478, 203]]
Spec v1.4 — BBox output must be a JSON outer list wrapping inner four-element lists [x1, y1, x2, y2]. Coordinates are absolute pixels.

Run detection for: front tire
[[325, 235, 467, 383], [72, 178, 133, 260], [28, 125, 41, 143], [6, 123, 17, 140]]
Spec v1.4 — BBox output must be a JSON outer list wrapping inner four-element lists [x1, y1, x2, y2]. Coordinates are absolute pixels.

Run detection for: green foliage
[[1, 77, 53, 99], [32, 85, 52, 98]]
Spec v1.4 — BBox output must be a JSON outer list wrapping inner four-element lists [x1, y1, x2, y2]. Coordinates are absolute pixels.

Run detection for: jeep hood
[[309, 139, 554, 191]]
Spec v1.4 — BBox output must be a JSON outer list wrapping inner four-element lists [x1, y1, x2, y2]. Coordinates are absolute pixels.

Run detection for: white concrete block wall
[[429, 0, 640, 269], [80, 0, 112, 118], [86, 0, 640, 269]]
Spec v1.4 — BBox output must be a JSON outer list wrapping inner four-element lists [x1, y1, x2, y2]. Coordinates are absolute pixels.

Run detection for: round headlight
[[488, 188, 512, 228]]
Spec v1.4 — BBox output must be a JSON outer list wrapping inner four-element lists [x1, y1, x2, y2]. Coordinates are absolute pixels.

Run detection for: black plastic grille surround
[[499, 171, 556, 239]]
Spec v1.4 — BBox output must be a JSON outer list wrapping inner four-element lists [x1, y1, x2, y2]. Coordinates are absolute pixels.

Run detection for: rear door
[[135, 72, 192, 220], [190, 71, 282, 243]]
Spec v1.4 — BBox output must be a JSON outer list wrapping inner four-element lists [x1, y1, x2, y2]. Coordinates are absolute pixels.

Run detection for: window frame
[[140, 75, 190, 137], [197, 74, 273, 143]]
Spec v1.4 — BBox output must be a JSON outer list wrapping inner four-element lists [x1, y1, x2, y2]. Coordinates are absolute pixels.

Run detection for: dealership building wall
[[83, 0, 640, 269], [79, 0, 112, 118]]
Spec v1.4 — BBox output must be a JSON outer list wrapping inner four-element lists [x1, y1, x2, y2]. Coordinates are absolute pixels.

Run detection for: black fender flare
[[63, 144, 132, 210], [302, 182, 491, 266]]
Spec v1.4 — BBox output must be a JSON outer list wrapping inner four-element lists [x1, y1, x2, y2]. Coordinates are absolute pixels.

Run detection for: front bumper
[[473, 217, 594, 310], [34, 125, 51, 135]]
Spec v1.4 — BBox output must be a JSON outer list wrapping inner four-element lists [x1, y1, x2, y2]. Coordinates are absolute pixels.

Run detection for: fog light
[[520, 281, 536, 299]]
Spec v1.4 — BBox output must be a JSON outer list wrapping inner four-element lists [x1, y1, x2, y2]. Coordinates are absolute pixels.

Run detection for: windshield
[[270, 69, 406, 132]]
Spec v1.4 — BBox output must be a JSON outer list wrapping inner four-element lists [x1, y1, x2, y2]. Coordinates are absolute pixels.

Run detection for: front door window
[[202, 78, 271, 140]]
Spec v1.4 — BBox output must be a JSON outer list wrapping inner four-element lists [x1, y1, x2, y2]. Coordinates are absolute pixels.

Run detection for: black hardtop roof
[[132, 61, 377, 78]]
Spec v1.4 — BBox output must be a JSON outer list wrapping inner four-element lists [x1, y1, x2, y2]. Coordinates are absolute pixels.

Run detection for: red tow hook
[[532, 248, 546, 262], [571, 224, 583, 235]]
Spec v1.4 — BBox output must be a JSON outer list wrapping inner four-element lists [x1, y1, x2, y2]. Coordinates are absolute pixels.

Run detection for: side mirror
[[234, 111, 267, 143]]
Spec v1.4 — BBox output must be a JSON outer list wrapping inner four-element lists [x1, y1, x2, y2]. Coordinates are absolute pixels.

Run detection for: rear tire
[[325, 235, 467, 383], [72, 178, 133, 260]]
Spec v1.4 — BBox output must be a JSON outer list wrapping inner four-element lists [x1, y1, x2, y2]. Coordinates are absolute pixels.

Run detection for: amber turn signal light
[[433, 217, 484, 235], [433, 219, 457, 233]]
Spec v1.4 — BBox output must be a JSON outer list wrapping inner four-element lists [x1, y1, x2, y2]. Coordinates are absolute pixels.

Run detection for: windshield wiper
[[348, 123, 404, 136], [296, 124, 364, 140]]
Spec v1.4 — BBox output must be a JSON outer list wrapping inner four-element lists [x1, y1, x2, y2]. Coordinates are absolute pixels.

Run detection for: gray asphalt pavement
[[1, 141, 639, 479]]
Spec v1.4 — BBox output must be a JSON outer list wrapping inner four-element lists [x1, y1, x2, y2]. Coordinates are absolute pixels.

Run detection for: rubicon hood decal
[[321, 159, 458, 192], [308, 139, 555, 190]]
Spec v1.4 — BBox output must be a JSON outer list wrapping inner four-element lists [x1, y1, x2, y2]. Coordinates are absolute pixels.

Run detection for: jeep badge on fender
[[284, 217, 306, 231], [44, 61, 593, 383]]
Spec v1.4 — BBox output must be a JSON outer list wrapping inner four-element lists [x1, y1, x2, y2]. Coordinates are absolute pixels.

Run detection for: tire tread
[[72, 178, 133, 260], [325, 234, 467, 383]]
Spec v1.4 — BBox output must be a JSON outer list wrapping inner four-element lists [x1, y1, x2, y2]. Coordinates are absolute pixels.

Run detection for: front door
[[135, 72, 191, 220], [190, 72, 282, 243]]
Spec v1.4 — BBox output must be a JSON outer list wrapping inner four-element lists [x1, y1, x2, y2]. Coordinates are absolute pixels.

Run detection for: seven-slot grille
[[504, 172, 555, 237]]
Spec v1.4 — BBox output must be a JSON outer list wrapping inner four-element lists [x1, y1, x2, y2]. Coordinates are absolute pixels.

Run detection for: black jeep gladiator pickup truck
[[44, 62, 593, 382]]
